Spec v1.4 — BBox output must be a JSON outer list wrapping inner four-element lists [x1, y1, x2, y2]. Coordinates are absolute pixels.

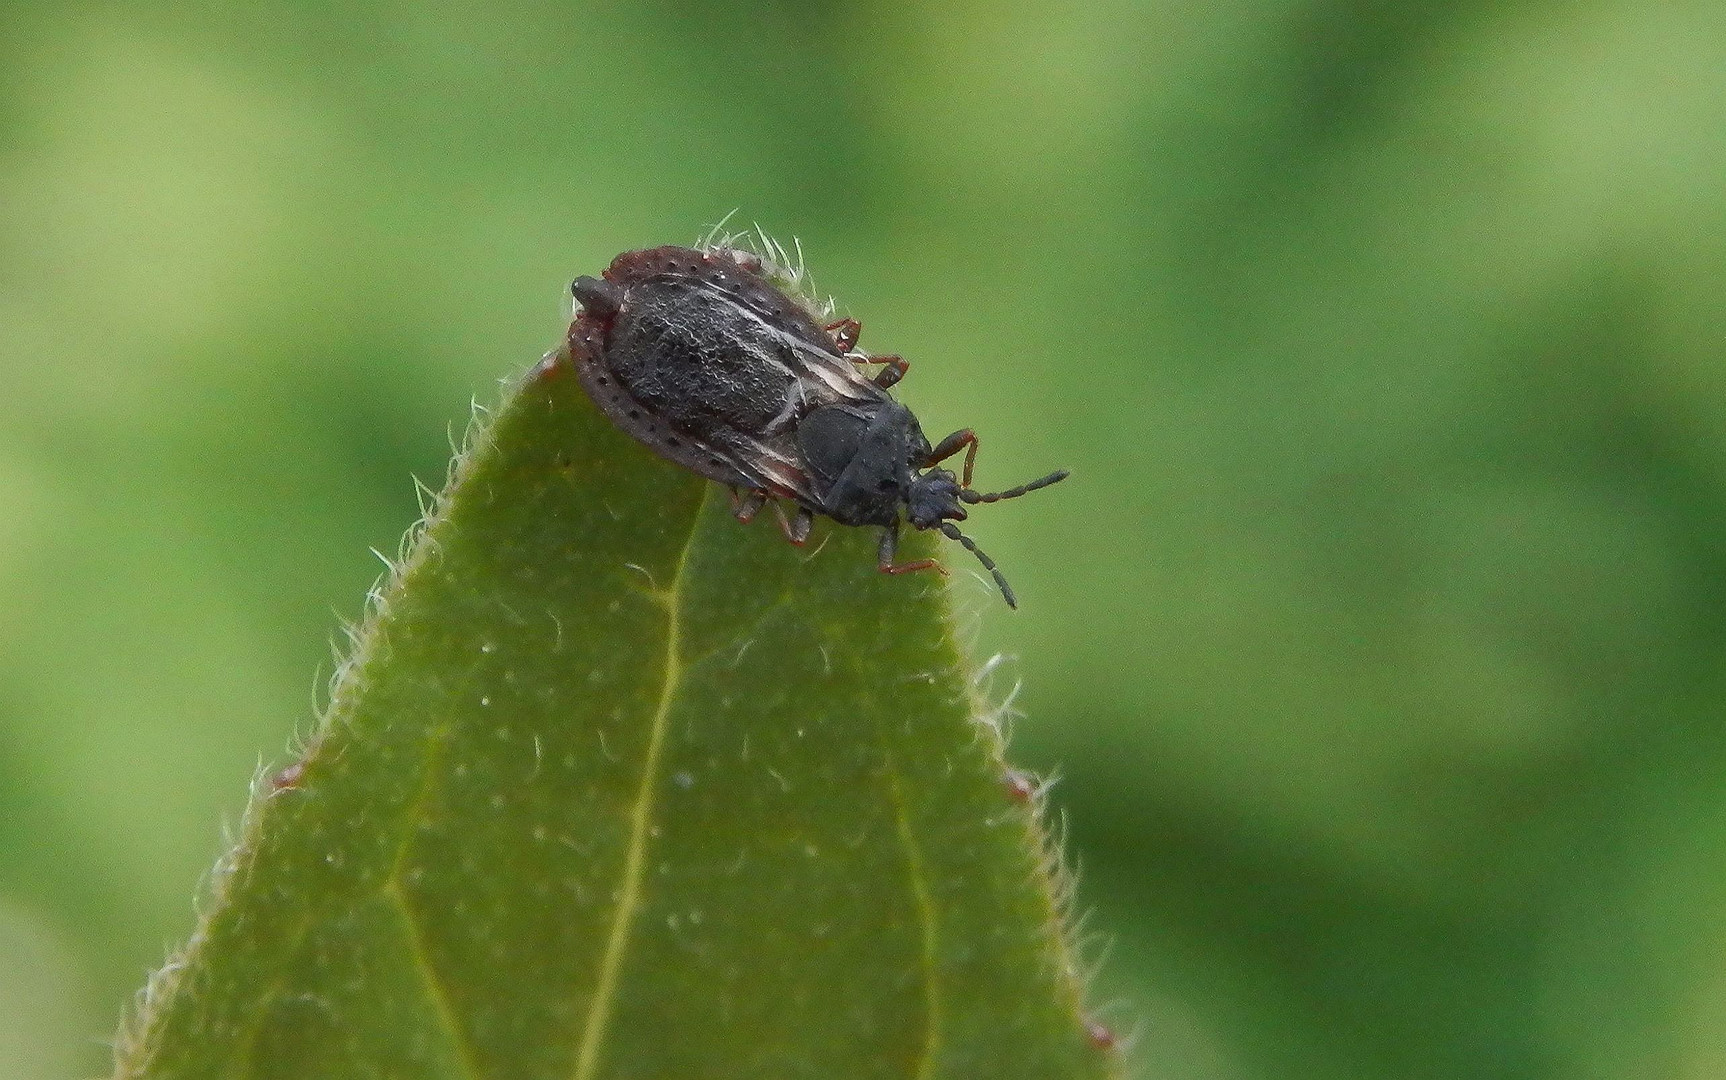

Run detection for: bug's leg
[[926, 428, 979, 488], [731, 488, 768, 524], [772, 503, 815, 546], [877, 525, 947, 577], [824, 318, 861, 353], [868, 355, 909, 389]]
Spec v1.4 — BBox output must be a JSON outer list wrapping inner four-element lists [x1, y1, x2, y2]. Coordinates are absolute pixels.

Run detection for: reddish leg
[[868, 354, 909, 389], [926, 428, 978, 488], [772, 503, 814, 546], [731, 488, 767, 524], [824, 318, 861, 353], [877, 526, 948, 577]]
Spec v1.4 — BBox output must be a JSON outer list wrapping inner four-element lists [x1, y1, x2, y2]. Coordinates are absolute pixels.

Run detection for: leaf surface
[[115, 349, 1120, 1080]]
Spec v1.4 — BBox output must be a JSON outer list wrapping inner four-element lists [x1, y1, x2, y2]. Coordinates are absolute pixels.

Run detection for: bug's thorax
[[794, 399, 960, 530]]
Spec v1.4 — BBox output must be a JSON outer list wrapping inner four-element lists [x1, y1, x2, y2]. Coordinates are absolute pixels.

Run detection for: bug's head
[[907, 463, 1073, 531], [905, 467, 967, 531], [909, 465, 1072, 608]]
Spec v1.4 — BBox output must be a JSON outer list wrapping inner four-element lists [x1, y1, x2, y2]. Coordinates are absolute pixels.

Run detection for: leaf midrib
[[569, 484, 710, 1080]]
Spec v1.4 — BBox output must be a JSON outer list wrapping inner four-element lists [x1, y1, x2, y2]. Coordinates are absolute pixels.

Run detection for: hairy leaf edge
[[108, 347, 1131, 1078]]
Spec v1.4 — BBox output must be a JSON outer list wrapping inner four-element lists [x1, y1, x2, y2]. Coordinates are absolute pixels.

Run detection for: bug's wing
[[778, 334, 885, 403], [568, 320, 759, 489], [568, 284, 879, 506], [710, 429, 824, 504], [745, 315, 890, 407]]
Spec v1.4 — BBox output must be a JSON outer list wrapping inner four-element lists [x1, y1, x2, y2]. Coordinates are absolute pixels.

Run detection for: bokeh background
[[4, 2, 1725, 1077]]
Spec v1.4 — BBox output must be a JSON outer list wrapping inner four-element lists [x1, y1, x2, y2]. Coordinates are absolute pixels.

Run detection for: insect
[[564, 235, 1067, 607]]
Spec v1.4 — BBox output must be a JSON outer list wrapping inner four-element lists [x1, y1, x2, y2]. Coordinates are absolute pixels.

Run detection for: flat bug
[[564, 232, 1067, 607]]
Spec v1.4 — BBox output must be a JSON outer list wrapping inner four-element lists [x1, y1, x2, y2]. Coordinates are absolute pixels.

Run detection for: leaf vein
[[382, 724, 489, 1080], [384, 877, 486, 1080], [679, 591, 797, 673]]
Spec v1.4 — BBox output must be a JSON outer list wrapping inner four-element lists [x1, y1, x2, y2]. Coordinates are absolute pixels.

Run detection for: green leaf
[[113, 348, 1123, 1080]]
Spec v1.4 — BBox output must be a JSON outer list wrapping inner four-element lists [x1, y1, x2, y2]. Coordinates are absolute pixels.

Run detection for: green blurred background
[[4, 1, 1725, 1077]]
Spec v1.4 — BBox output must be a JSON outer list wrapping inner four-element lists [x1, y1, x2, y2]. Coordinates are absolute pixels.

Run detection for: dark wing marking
[[662, 267, 886, 407], [568, 318, 755, 488]]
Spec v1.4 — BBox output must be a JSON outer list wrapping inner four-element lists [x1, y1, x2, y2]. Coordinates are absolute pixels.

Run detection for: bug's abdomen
[[607, 279, 798, 441]]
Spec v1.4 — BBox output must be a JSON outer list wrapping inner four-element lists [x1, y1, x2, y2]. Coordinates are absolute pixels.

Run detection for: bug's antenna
[[939, 522, 1018, 609], [960, 469, 1070, 505]]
